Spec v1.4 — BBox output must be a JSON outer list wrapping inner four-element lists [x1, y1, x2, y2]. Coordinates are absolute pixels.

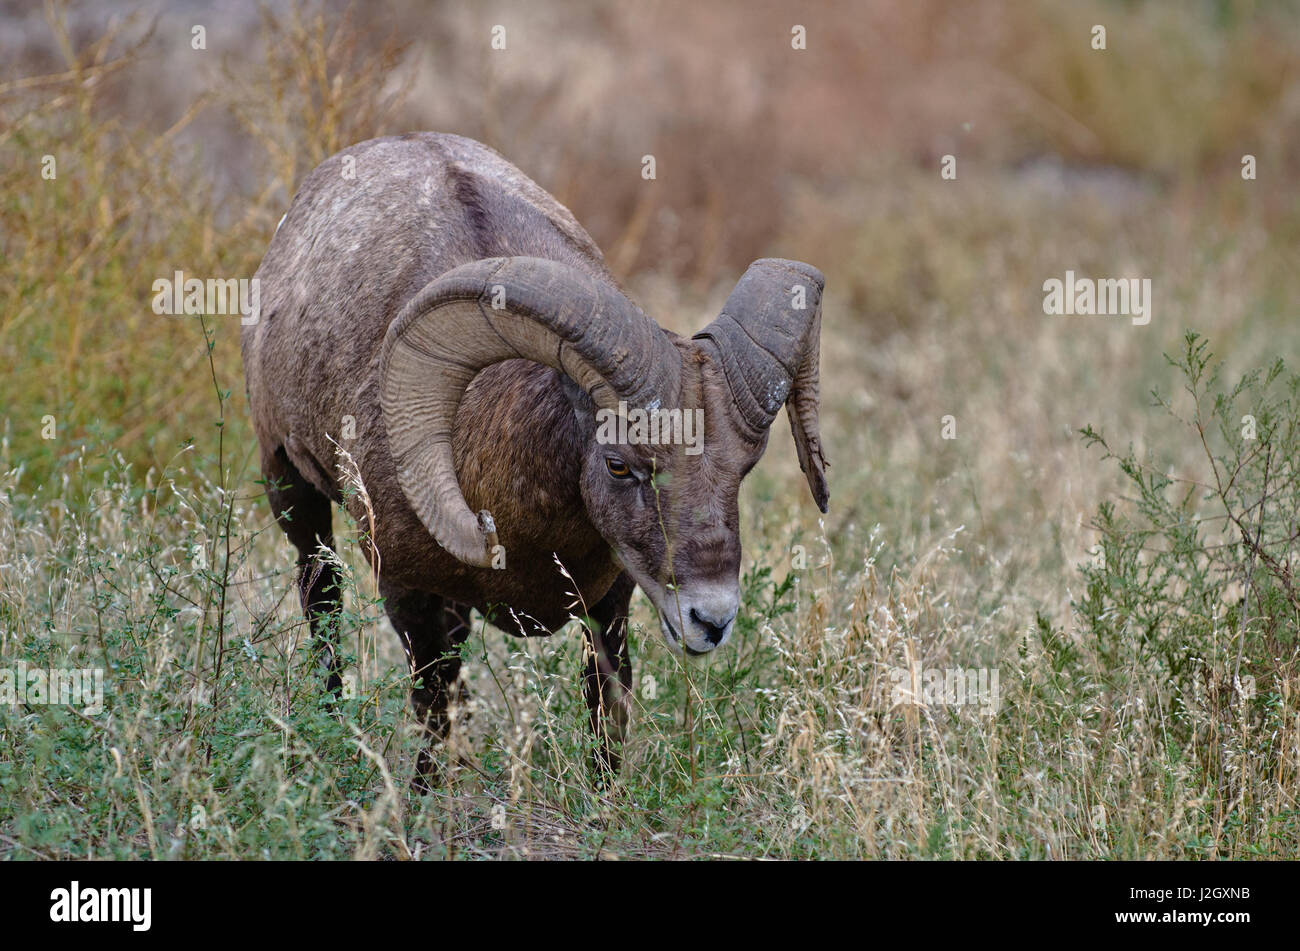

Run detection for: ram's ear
[[693, 259, 829, 513], [558, 370, 598, 440]]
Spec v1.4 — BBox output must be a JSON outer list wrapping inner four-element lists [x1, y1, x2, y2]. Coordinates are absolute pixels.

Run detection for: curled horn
[[381, 256, 679, 566], [693, 258, 828, 512]]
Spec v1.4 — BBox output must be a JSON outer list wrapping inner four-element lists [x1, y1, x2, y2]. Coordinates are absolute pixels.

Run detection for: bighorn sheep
[[242, 132, 826, 782]]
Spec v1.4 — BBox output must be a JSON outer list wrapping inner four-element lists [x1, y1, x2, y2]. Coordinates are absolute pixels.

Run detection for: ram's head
[[381, 257, 827, 656]]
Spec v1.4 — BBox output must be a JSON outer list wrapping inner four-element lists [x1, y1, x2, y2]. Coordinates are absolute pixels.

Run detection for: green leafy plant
[[1079, 331, 1299, 812]]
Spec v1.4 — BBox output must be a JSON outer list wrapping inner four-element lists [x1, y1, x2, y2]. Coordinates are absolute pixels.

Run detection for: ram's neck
[[451, 360, 606, 564]]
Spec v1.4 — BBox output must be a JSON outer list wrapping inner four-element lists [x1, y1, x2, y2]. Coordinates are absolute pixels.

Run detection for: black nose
[[690, 607, 733, 645]]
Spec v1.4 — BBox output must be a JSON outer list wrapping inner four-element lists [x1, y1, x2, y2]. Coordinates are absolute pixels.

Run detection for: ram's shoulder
[[433, 135, 606, 266]]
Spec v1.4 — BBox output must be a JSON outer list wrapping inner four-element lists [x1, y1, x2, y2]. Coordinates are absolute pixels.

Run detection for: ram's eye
[[605, 457, 634, 480]]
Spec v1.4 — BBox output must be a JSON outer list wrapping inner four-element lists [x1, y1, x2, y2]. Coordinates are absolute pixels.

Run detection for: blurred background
[[5, 0, 1298, 527], [7, 0, 1299, 616], [5, 0, 1298, 483], [2, 1, 1298, 858]]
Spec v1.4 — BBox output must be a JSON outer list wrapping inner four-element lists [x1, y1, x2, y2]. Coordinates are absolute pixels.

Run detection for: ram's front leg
[[382, 584, 473, 792], [582, 573, 636, 778]]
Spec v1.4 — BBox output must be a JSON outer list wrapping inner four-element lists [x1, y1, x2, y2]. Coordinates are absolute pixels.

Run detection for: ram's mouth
[[615, 557, 693, 656], [660, 618, 709, 656]]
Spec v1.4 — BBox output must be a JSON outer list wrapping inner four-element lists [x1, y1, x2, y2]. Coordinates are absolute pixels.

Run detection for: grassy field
[[1, 0, 1298, 859]]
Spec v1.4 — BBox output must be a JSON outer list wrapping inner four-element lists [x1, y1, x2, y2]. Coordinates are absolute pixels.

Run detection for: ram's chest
[[359, 487, 621, 635], [413, 536, 622, 635], [469, 543, 624, 635]]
